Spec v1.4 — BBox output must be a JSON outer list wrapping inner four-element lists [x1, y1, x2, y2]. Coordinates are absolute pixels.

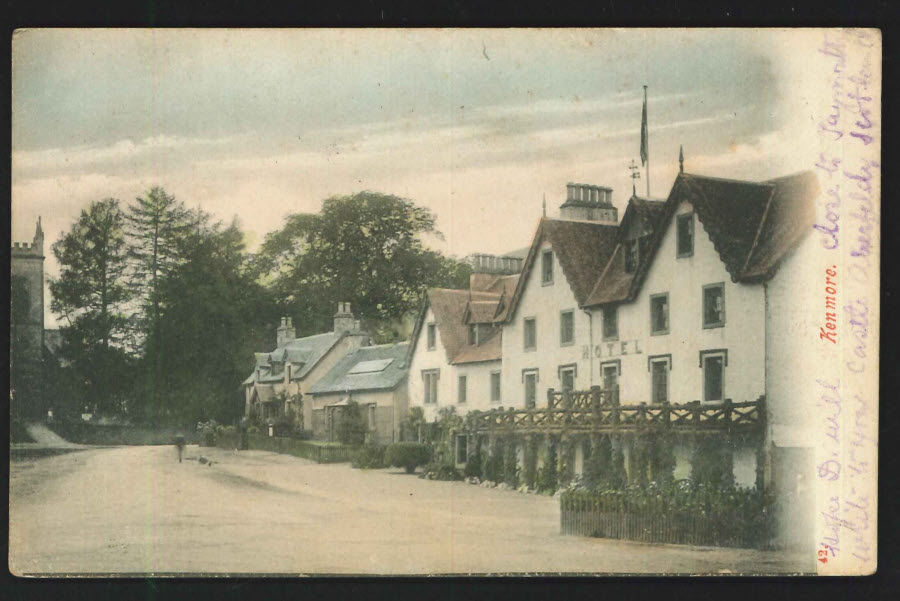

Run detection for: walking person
[[175, 434, 186, 463]]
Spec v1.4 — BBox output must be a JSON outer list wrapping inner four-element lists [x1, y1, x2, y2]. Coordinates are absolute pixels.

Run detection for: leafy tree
[[152, 217, 276, 424], [257, 191, 471, 341], [49, 199, 133, 415]]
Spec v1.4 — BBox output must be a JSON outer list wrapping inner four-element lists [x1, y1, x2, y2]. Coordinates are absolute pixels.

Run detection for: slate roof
[[251, 384, 278, 403], [308, 342, 409, 395], [504, 218, 619, 321], [584, 171, 820, 306], [244, 331, 350, 386]]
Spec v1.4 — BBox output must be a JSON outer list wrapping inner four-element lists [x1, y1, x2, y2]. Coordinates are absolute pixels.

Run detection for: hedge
[[385, 442, 432, 474]]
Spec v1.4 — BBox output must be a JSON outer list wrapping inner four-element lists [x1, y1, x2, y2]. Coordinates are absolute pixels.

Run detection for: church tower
[[11, 218, 47, 416]]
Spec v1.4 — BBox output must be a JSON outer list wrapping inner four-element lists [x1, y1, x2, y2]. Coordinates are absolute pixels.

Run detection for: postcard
[[10, 28, 880, 576]]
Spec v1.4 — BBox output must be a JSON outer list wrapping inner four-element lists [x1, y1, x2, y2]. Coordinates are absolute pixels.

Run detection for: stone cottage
[[243, 303, 369, 432], [307, 341, 410, 445]]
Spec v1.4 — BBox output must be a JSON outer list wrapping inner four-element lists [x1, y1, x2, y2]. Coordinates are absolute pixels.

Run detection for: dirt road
[[9, 445, 813, 575]]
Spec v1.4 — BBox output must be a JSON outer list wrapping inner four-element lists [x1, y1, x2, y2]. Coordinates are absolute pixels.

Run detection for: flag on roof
[[640, 86, 649, 166]]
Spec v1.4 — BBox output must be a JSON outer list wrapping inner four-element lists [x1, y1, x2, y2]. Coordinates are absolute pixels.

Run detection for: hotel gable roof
[[408, 169, 818, 367], [503, 218, 619, 322], [584, 170, 820, 307]]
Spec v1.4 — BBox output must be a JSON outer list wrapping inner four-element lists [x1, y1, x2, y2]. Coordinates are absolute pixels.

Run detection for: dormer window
[[541, 249, 554, 285], [468, 323, 478, 346]]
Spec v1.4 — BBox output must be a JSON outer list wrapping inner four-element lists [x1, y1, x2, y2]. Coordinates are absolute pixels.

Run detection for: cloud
[[12, 134, 240, 177]]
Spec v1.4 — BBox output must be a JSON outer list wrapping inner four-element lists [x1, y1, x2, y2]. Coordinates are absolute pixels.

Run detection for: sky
[[11, 28, 821, 325]]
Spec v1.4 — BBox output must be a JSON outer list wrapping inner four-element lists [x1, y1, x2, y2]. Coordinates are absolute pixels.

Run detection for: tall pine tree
[[126, 187, 195, 421]]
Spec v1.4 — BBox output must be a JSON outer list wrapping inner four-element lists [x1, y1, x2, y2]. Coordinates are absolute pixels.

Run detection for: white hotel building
[[407, 165, 821, 514]]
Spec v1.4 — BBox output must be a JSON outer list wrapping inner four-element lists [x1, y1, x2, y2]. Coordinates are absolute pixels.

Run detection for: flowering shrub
[[197, 419, 219, 446], [420, 463, 463, 481]]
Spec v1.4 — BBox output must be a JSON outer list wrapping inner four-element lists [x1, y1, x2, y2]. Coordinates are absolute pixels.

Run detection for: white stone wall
[[453, 361, 502, 413], [764, 232, 821, 440], [408, 306, 453, 423], [502, 240, 592, 408], [589, 201, 767, 406]]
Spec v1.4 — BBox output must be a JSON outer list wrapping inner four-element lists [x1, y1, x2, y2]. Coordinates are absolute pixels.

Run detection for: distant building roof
[[244, 330, 354, 387], [407, 288, 506, 366], [250, 384, 278, 403], [308, 342, 409, 395]]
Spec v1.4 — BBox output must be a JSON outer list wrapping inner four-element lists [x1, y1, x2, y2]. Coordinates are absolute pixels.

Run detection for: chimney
[[333, 302, 355, 333], [466, 253, 523, 276], [559, 183, 618, 224], [276, 316, 295, 348]]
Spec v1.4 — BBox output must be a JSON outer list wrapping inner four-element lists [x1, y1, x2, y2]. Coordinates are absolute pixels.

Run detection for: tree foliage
[[258, 191, 471, 341], [49, 199, 134, 415], [150, 218, 275, 424]]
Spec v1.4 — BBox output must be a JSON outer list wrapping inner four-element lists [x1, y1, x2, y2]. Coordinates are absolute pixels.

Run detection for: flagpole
[[644, 85, 650, 198]]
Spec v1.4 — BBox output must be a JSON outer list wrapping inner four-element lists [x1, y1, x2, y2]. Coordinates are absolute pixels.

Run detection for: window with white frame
[[648, 355, 671, 405], [600, 360, 620, 402], [560, 310, 575, 346], [523, 370, 538, 409], [650, 293, 669, 335], [559, 364, 576, 391], [458, 375, 467, 404], [468, 323, 478, 345], [703, 283, 726, 328], [523, 317, 537, 351], [426, 323, 436, 350], [700, 350, 727, 402], [602, 305, 618, 341], [490, 371, 501, 403], [423, 369, 439, 404], [541, 249, 554, 284]]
